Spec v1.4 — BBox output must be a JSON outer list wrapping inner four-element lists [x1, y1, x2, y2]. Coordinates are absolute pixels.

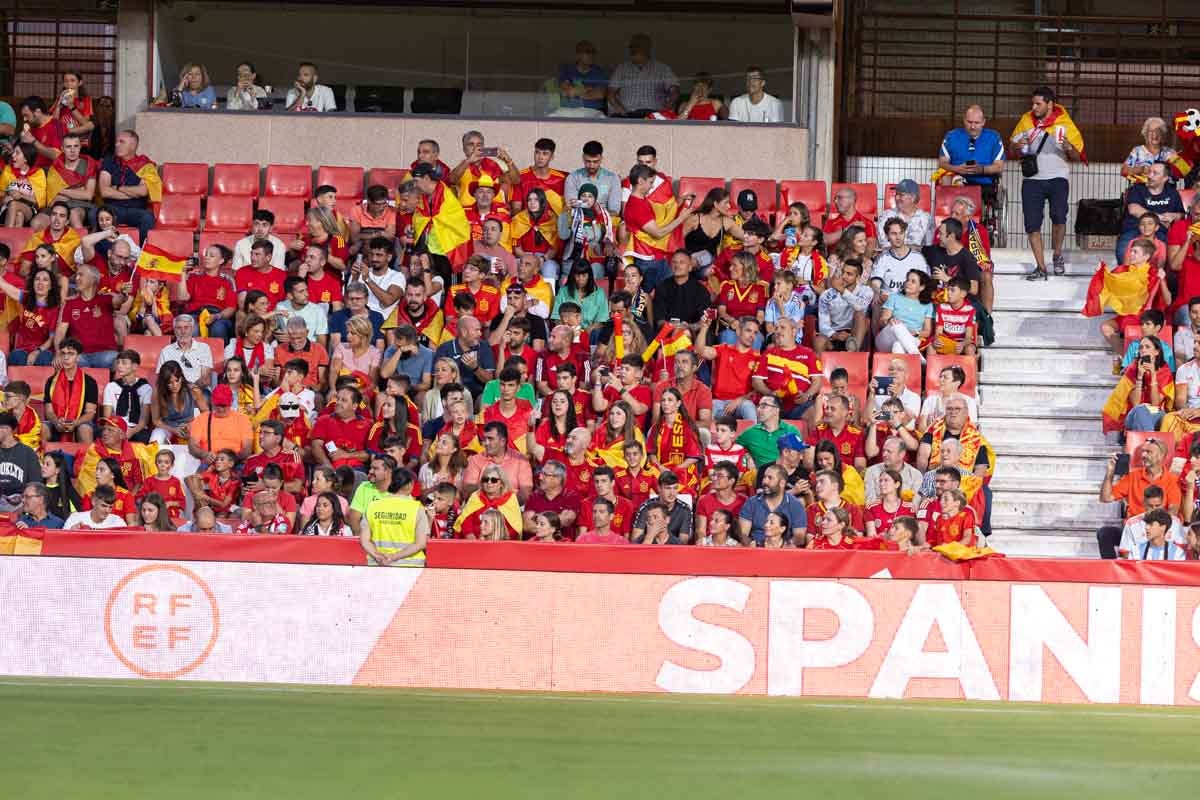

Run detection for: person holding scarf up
[[558, 183, 614, 285]]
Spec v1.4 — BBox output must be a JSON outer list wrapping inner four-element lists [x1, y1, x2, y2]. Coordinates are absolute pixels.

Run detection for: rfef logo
[[104, 564, 220, 679]]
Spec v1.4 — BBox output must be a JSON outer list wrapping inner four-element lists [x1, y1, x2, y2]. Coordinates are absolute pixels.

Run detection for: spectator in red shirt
[[811, 393, 867, 471], [651, 349, 713, 432], [696, 312, 762, 420], [624, 162, 694, 290], [19, 96, 63, 169], [1169, 195, 1200, 326], [181, 243, 236, 341], [236, 240, 288, 307], [823, 185, 877, 256], [55, 263, 123, 368], [522, 459, 580, 540], [310, 386, 373, 472], [592, 354, 652, 430], [243, 419, 306, 498], [695, 461, 747, 541], [575, 497, 629, 544]]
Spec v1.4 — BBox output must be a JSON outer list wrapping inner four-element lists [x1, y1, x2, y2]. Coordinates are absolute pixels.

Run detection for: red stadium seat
[[264, 164, 313, 198], [204, 195, 254, 233], [45, 440, 88, 460], [335, 196, 363, 221], [1181, 188, 1196, 210], [367, 167, 409, 195], [258, 196, 306, 235], [819, 352, 869, 410], [144, 229, 196, 260], [154, 195, 201, 232], [9, 366, 55, 400], [779, 180, 828, 221], [199, 230, 241, 256], [123, 335, 171, 368], [677, 176, 726, 204], [199, 336, 225, 370], [1122, 322, 1174, 348], [729, 178, 778, 218], [884, 182, 933, 212], [212, 163, 260, 198], [0, 227, 34, 259], [1126, 431, 1175, 461], [924, 354, 978, 398], [161, 163, 209, 197], [934, 185, 983, 222], [870, 353, 922, 394], [831, 182, 878, 217], [316, 166, 365, 200], [83, 368, 110, 390]]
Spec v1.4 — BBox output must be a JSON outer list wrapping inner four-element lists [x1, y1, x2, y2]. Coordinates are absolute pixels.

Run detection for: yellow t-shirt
[[365, 494, 426, 564]]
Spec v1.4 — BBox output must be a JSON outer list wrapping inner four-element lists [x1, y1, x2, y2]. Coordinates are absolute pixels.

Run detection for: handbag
[[1020, 130, 1048, 178]]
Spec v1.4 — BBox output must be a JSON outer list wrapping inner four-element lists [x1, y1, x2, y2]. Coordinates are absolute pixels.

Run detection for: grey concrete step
[[983, 417, 1108, 449], [988, 453, 1111, 484], [993, 273, 1091, 307], [979, 383, 1112, 417], [988, 529, 1100, 558], [989, 312, 1108, 351], [983, 348, 1116, 378], [991, 248, 1108, 278], [983, 370, 1116, 388], [991, 491, 1122, 528], [988, 476, 1100, 495]]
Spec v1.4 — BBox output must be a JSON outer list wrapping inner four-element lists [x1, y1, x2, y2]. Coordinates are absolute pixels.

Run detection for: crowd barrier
[[4, 534, 1200, 705]]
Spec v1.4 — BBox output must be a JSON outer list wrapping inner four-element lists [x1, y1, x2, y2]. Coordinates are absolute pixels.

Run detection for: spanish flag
[[135, 238, 187, 284], [1011, 103, 1087, 164], [0, 523, 44, 555], [21, 227, 82, 273], [414, 181, 472, 268], [1082, 261, 1158, 318], [933, 541, 1002, 562], [453, 490, 524, 539], [44, 155, 99, 206], [509, 207, 560, 256], [120, 154, 163, 204], [1102, 363, 1175, 434], [625, 172, 679, 259], [613, 313, 625, 360], [1170, 108, 1200, 181], [0, 271, 23, 354], [641, 325, 692, 363]]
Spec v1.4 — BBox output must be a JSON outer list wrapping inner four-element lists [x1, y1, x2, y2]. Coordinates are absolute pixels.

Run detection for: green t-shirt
[[479, 380, 537, 407], [350, 481, 388, 518], [737, 422, 802, 468]]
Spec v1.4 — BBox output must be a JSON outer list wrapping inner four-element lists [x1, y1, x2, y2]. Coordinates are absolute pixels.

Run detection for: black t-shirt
[[43, 372, 99, 420], [0, 441, 42, 496], [926, 247, 981, 293], [755, 460, 811, 492], [1123, 184, 1183, 233], [489, 311, 549, 347], [652, 277, 711, 325]]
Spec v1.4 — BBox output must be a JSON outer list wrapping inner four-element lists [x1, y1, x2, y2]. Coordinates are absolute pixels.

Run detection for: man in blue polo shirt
[[1117, 162, 1184, 262], [937, 105, 1005, 187]]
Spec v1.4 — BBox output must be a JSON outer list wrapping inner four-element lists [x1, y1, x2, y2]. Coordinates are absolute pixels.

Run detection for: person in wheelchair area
[[935, 105, 1006, 246]]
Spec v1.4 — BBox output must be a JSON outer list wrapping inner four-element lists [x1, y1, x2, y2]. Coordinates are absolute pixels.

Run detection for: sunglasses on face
[[482, 476, 502, 484]]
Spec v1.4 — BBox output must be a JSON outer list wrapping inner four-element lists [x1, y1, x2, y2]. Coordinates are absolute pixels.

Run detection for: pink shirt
[[332, 342, 381, 375], [575, 531, 630, 545]]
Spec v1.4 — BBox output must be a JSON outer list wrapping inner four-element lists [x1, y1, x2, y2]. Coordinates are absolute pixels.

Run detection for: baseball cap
[[278, 392, 302, 419], [409, 163, 436, 180], [737, 188, 758, 212], [895, 178, 921, 197], [211, 384, 234, 407], [505, 283, 526, 294], [777, 433, 809, 452], [99, 415, 128, 434]]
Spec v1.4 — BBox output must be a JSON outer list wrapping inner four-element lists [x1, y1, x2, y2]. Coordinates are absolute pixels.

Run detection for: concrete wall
[[133, 110, 810, 181]]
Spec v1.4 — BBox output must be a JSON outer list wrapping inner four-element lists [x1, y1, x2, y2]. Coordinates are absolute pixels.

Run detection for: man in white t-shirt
[[869, 357, 921, 418], [727, 66, 784, 124], [156, 315, 214, 387], [1172, 335, 1200, 414], [285, 62, 337, 112], [354, 236, 405, 321], [1174, 298, 1200, 364], [232, 209, 287, 269], [64, 485, 127, 529]]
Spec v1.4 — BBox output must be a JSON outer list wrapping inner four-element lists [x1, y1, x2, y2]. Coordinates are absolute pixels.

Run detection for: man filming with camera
[[1097, 436, 1180, 558]]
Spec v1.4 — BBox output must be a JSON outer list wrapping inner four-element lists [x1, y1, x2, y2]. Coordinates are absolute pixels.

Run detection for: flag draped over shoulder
[[136, 239, 187, 284], [414, 181, 472, 267], [1011, 103, 1087, 164], [44, 155, 99, 204], [1102, 364, 1175, 434], [121, 154, 162, 204], [453, 490, 523, 539], [1082, 262, 1157, 318]]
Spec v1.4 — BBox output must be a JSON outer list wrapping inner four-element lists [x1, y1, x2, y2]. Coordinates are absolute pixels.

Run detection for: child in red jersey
[[186, 448, 242, 515], [137, 449, 186, 524], [932, 276, 977, 355], [927, 488, 978, 548]]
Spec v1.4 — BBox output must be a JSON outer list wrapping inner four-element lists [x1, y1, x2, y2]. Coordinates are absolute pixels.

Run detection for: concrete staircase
[[982, 248, 1124, 557]]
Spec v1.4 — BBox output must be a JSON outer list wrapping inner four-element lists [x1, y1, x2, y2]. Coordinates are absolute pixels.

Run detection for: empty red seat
[[316, 166, 365, 200], [8, 366, 55, 400], [934, 185, 983, 222], [212, 163, 260, 198], [779, 180, 828, 221], [729, 178, 778, 218], [198, 231, 242, 257], [677, 176, 726, 203], [884, 182, 933, 212], [204, 195, 254, 233], [924, 354, 978, 397], [144, 229, 195, 260], [819, 352, 870, 410], [264, 165, 313, 198], [199, 336, 225, 370], [870, 353, 922, 394], [831, 182, 878, 217], [154, 195, 201, 231], [161, 163, 209, 197], [367, 167, 410, 195], [123, 335, 171, 367], [0, 227, 34, 258], [258, 196, 306, 235]]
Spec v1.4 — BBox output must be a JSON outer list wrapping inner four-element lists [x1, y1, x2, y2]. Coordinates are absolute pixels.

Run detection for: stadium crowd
[[1, 70, 1196, 563]]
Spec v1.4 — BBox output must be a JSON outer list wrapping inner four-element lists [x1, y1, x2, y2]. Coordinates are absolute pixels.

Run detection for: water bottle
[[784, 226, 797, 248]]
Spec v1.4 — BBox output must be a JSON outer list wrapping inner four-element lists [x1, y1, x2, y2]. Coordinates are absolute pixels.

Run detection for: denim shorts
[[1021, 177, 1070, 233]]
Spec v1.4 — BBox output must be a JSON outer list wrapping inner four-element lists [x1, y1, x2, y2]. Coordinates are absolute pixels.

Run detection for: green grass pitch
[[2, 677, 1197, 798]]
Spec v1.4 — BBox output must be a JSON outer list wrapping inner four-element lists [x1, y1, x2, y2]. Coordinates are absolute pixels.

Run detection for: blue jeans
[[713, 397, 756, 421], [1125, 404, 1165, 432], [110, 206, 155, 244], [9, 348, 55, 366], [636, 258, 669, 291], [78, 350, 117, 369]]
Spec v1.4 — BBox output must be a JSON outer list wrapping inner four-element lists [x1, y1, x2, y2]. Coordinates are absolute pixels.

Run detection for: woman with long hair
[[1116, 336, 1175, 432], [829, 224, 870, 270], [49, 70, 96, 143], [681, 187, 736, 269], [716, 251, 768, 346], [530, 511, 564, 543], [1, 142, 46, 226], [701, 508, 742, 547], [809, 507, 857, 550], [41, 451, 81, 520], [875, 269, 935, 355], [557, 183, 614, 285], [150, 360, 207, 444], [225, 313, 276, 379], [226, 61, 268, 111], [512, 187, 560, 280], [219, 356, 259, 414], [299, 207, 348, 272], [528, 390, 577, 464], [136, 493, 172, 532], [647, 387, 702, 478], [3, 266, 62, 365], [296, 466, 348, 530], [421, 357, 473, 422], [865, 468, 914, 538], [418, 431, 470, 491], [552, 259, 609, 330], [299, 491, 353, 537], [83, 457, 137, 524], [590, 400, 644, 469], [77, 206, 122, 271], [477, 508, 511, 542]]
